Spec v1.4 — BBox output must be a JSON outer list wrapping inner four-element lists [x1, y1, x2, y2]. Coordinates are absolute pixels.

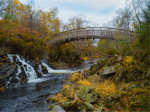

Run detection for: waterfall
[[41, 61, 77, 73], [7, 54, 38, 82]]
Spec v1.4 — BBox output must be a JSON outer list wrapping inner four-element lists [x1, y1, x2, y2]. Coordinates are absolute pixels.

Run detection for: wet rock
[[18, 72, 28, 84], [0, 64, 16, 91], [5, 65, 16, 77], [85, 93, 98, 103], [49, 63, 58, 69], [50, 105, 65, 112], [41, 65, 48, 74], [30, 62, 43, 78], [11, 76, 19, 83], [85, 102, 94, 110], [0, 64, 12, 76]]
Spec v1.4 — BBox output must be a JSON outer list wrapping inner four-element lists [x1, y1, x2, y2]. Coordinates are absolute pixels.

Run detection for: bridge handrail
[[47, 27, 135, 41]]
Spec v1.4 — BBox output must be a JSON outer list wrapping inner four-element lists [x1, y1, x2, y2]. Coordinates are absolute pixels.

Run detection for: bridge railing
[[47, 27, 136, 44]]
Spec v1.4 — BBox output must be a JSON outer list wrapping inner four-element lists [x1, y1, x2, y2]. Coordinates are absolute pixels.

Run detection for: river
[[0, 60, 99, 112]]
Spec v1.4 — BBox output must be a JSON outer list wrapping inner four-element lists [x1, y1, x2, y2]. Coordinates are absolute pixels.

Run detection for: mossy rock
[[78, 85, 93, 101], [88, 74, 101, 82], [89, 59, 107, 75], [61, 100, 84, 111], [85, 93, 98, 103]]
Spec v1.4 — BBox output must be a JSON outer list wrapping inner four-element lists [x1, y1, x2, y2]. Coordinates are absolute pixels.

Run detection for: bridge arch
[[47, 27, 136, 45]]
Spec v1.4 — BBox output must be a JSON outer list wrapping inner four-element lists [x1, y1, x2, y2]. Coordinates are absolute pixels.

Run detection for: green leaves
[[6, 37, 10, 42]]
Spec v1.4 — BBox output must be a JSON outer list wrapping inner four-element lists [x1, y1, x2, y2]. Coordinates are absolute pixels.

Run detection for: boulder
[[100, 66, 115, 75], [97, 66, 116, 79]]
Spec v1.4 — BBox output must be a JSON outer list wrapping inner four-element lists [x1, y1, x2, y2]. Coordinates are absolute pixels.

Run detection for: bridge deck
[[47, 27, 136, 45]]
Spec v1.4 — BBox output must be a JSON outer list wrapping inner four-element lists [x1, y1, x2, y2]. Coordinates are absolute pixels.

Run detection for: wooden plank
[[85, 29, 86, 40]]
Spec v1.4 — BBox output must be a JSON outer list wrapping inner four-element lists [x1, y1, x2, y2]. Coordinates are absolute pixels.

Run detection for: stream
[[0, 59, 99, 112]]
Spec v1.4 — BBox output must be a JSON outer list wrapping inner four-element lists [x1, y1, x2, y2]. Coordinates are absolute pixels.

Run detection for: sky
[[19, 0, 126, 26]]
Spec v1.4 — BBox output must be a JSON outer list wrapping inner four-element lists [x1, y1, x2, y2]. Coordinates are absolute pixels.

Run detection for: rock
[[100, 66, 115, 75], [85, 93, 98, 103], [97, 66, 116, 79], [88, 74, 101, 82], [11, 76, 19, 83], [82, 69, 90, 78], [61, 100, 84, 111], [117, 55, 123, 61], [50, 105, 65, 112], [85, 102, 94, 110], [89, 59, 107, 75], [41, 65, 48, 74], [0, 64, 16, 91], [30, 62, 43, 78], [18, 72, 28, 84], [49, 63, 58, 69], [78, 85, 93, 101], [5, 65, 16, 77]]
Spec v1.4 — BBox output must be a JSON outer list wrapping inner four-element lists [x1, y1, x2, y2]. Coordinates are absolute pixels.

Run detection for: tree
[[62, 14, 90, 31]]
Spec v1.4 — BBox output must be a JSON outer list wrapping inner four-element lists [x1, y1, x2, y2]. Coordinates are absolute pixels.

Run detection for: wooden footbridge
[[47, 27, 136, 45]]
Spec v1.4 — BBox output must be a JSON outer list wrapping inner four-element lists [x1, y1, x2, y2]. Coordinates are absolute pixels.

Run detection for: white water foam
[[7, 54, 38, 82], [41, 61, 78, 74]]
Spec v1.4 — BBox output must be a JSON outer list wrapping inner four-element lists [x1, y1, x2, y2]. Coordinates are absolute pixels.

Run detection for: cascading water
[[7, 54, 38, 82], [41, 61, 77, 73]]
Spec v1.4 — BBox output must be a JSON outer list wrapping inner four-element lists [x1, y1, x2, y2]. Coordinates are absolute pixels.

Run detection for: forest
[[0, 0, 149, 111]]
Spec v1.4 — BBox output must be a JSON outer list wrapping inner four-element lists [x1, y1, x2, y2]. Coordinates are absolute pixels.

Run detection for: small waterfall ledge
[[7, 54, 38, 82], [41, 61, 78, 74]]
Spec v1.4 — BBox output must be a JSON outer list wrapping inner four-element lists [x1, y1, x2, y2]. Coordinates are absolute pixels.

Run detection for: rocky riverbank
[[47, 55, 150, 111]]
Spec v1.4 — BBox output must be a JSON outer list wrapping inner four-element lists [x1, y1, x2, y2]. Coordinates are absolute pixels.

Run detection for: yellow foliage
[[78, 79, 93, 87], [124, 56, 133, 64], [50, 93, 66, 103], [69, 72, 82, 82], [82, 57, 89, 61], [95, 80, 118, 97], [63, 84, 70, 90]]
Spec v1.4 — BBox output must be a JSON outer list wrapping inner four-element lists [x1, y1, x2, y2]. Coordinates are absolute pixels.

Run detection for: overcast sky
[[19, 0, 126, 26]]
